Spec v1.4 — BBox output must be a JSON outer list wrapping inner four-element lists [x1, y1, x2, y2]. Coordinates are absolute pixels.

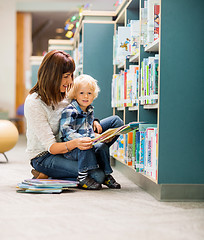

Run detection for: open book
[[92, 122, 143, 145]]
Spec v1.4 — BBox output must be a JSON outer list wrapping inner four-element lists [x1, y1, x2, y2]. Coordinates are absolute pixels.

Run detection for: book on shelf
[[140, 55, 159, 105], [110, 123, 158, 180], [141, 1, 148, 47], [117, 26, 131, 64], [128, 20, 140, 56], [132, 129, 137, 168], [127, 131, 133, 166], [16, 179, 78, 194], [92, 122, 143, 145], [147, 0, 160, 45], [141, 0, 160, 47], [154, 4, 160, 41], [111, 65, 139, 108]]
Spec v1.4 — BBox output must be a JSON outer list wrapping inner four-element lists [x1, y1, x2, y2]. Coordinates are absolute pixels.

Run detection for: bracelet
[[65, 143, 69, 152]]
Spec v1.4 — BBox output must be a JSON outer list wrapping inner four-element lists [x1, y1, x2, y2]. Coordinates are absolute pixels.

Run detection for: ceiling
[[16, 0, 120, 55]]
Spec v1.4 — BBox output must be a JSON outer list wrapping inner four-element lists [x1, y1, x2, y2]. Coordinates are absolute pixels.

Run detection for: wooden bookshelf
[[129, 53, 140, 62], [145, 38, 159, 52]]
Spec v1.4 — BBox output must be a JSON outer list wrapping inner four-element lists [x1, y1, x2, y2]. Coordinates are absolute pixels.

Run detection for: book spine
[[154, 4, 160, 41], [135, 131, 140, 172], [127, 132, 133, 166], [132, 130, 136, 169], [124, 70, 127, 107], [139, 131, 146, 173]]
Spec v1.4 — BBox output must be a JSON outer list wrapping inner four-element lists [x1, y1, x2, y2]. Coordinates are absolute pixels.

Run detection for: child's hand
[[94, 133, 100, 138], [75, 137, 93, 150], [93, 121, 102, 133]]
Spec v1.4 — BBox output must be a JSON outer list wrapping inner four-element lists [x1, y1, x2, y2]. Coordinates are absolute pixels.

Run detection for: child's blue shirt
[[60, 99, 95, 142]]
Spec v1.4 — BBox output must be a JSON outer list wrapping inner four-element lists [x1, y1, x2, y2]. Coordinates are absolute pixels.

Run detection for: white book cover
[[117, 26, 131, 63]]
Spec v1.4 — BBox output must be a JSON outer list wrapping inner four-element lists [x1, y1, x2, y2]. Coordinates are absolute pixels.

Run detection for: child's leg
[[94, 143, 121, 189], [93, 143, 113, 175], [64, 148, 101, 190]]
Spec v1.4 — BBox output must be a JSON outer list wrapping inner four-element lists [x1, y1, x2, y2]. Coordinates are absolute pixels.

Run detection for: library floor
[[0, 135, 203, 240]]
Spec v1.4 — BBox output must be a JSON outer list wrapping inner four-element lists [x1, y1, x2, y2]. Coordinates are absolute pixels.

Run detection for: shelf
[[112, 156, 157, 183], [129, 53, 139, 62], [112, 155, 135, 170], [117, 62, 125, 69], [145, 38, 159, 52], [128, 106, 139, 111], [117, 107, 125, 111], [143, 103, 158, 109]]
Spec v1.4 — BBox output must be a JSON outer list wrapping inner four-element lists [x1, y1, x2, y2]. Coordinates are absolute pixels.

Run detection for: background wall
[[0, 0, 117, 118], [0, 0, 16, 118]]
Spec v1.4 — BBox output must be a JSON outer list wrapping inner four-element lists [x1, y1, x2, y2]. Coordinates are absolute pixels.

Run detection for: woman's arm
[[49, 137, 93, 154]]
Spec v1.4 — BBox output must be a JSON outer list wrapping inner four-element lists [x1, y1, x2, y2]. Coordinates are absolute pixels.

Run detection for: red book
[[154, 5, 160, 41]]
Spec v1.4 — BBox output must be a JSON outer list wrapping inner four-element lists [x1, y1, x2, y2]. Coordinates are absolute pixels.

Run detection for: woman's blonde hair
[[68, 74, 100, 100]]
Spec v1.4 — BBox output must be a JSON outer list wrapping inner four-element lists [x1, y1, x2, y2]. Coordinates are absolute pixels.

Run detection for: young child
[[59, 74, 121, 190]]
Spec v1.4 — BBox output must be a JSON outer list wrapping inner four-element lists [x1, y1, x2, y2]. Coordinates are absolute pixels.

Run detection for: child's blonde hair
[[68, 74, 100, 100]]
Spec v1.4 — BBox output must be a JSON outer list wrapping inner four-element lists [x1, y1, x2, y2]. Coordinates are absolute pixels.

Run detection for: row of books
[[141, 0, 160, 47], [113, 0, 160, 65], [111, 65, 139, 108], [140, 54, 159, 105], [111, 54, 159, 107], [110, 123, 158, 180]]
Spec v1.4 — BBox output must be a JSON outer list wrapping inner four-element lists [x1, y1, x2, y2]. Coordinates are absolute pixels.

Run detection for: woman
[[24, 50, 123, 190]]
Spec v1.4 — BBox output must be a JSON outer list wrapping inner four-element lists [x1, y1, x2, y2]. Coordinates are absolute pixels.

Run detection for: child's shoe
[[78, 176, 102, 190], [104, 175, 121, 189]]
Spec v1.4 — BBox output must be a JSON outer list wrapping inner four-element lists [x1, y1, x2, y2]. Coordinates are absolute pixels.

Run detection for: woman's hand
[[75, 137, 93, 150], [93, 121, 102, 134]]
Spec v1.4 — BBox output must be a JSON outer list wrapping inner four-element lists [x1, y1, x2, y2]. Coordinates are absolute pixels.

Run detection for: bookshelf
[[72, 0, 204, 201], [111, 0, 204, 201]]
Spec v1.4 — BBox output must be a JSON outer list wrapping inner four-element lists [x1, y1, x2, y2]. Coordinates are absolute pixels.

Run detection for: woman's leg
[[31, 152, 78, 179], [100, 115, 124, 147], [31, 152, 105, 183]]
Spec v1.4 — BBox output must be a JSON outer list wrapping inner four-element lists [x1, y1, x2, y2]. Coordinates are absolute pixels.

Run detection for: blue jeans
[[31, 115, 123, 183], [31, 152, 106, 184], [100, 115, 124, 146], [63, 142, 113, 175]]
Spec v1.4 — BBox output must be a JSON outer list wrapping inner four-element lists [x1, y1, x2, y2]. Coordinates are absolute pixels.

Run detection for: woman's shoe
[[78, 176, 102, 190], [104, 175, 121, 189], [31, 169, 49, 179]]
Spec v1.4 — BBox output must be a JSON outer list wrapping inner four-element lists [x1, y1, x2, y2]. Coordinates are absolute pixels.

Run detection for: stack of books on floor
[[16, 179, 78, 194]]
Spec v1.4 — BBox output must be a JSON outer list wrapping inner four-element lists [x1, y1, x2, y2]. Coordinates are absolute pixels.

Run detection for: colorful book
[[16, 179, 78, 194], [92, 122, 144, 145], [127, 132, 133, 166], [135, 131, 140, 172], [154, 4, 160, 41], [132, 130, 136, 168]]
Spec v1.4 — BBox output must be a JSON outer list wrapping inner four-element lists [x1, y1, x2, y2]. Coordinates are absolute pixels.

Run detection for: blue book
[[139, 131, 146, 173], [135, 131, 140, 172]]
